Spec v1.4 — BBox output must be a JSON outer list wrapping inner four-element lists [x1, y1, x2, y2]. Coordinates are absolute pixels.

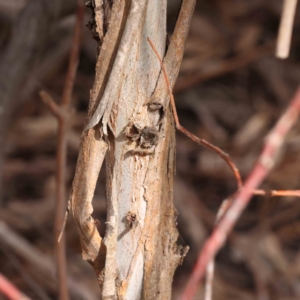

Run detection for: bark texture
[[70, 0, 195, 299]]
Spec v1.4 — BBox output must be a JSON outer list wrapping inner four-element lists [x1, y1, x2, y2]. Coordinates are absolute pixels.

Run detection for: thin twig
[[61, 1, 84, 108], [149, 36, 300, 300], [276, 0, 298, 59], [40, 91, 63, 120], [147, 37, 243, 190], [0, 273, 31, 300], [254, 189, 300, 197], [204, 197, 232, 300], [180, 86, 300, 300], [148, 36, 242, 299], [204, 260, 214, 300], [177, 126, 243, 189], [203, 188, 300, 300], [39, 1, 84, 300]]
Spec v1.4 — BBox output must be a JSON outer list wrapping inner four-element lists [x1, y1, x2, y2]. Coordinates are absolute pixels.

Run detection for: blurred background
[[0, 0, 300, 299]]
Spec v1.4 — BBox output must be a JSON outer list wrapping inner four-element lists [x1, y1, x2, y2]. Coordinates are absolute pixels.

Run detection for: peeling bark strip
[[70, 0, 196, 299]]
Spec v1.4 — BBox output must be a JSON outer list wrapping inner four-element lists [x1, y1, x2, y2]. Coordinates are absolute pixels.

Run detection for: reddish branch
[[180, 86, 300, 300], [39, 1, 84, 300], [204, 187, 300, 300], [147, 37, 243, 190], [254, 189, 300, 197], [0, 273, 30, 300]]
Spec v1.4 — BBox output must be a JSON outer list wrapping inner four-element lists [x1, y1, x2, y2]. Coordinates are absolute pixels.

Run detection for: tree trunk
[[70, 0, 195, 299]]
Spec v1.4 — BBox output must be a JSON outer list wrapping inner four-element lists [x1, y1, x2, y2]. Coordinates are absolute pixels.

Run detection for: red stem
[[180, 87, 300, 300]]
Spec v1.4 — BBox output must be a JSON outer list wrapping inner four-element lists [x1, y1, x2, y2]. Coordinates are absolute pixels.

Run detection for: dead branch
[[39, 2, 84, 299], [180, 86, 300, 300], [70, 0, 196, 298], [69, 0, 127, 281]]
